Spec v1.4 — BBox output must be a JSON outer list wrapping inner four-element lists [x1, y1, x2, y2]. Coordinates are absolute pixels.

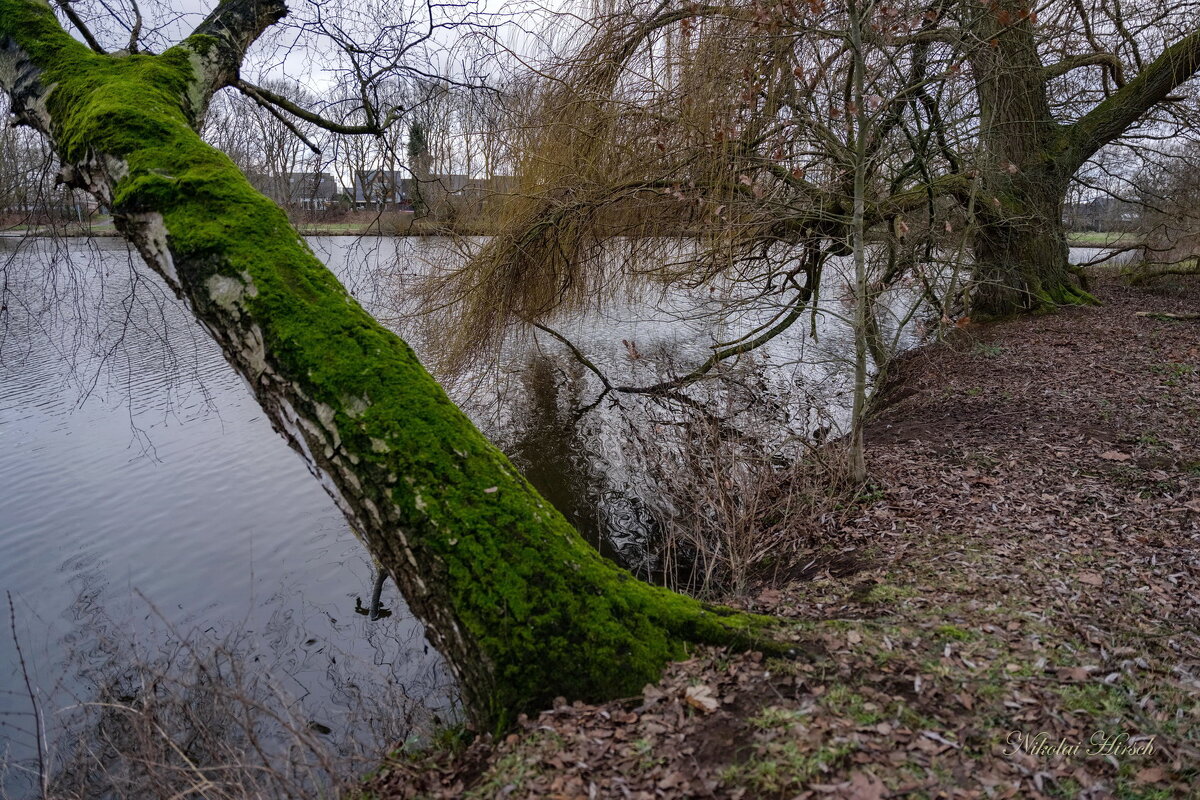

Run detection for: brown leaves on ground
[[366, 277, 1199, 799]]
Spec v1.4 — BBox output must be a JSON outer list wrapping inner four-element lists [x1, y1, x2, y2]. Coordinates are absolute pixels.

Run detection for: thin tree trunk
[[847, 0, 871, 485], [0, 0, 789, 731]]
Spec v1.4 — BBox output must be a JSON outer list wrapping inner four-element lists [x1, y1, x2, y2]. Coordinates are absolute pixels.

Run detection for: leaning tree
[[0, 0, 794, 731]]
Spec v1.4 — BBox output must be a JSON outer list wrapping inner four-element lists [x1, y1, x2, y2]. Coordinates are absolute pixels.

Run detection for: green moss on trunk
[[971, 209, 1098, 317]]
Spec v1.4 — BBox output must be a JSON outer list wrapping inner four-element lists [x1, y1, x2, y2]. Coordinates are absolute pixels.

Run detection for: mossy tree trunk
[[0, 0, 788, 731], [969, 161, 1085, 311], [964, 1, 1200, 316], [967, 1, 1078, 313]]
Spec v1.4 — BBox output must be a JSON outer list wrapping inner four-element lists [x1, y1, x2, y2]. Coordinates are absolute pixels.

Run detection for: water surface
[[0, 236, 450, 797]]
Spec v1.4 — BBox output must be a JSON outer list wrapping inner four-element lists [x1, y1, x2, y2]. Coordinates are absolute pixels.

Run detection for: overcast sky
[[62, 0, 576, 94]]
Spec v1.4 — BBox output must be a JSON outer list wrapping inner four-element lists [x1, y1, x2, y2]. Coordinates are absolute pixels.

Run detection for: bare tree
[[1130, 140, 1200, 279]]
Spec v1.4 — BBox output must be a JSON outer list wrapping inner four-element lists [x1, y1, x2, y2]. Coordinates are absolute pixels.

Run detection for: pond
[[0, 235, 1116, 796], [0, 237, 456, 797]]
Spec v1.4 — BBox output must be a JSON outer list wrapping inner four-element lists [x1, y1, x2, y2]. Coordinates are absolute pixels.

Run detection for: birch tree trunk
[[0, 0, 788, 731]]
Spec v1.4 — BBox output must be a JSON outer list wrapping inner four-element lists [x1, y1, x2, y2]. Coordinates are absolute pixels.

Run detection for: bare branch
[[235, 79, 402, 135], [126, 0, 142, 54], [1042, 52, 1125, 84], [233, 81, 322, 155], [613, 285, 814, 397], [53, 0, 105, 54], [1068, 29, 1200, 170]]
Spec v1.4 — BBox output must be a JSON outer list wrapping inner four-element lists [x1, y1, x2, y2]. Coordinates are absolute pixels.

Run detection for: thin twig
[[8, 591, 47, 799]]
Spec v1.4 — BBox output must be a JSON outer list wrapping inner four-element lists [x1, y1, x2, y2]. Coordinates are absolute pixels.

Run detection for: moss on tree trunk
[[971, 175, 1096, 315], [965, 1, 1096, 317], [0, 0, 793, 731]]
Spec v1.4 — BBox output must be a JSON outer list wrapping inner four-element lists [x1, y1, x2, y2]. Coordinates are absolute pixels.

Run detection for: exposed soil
[[366, 275, 1199, 800]]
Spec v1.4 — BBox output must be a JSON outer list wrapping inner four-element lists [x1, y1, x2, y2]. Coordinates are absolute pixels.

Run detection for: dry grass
[[623, 391, 859, 600], [2, 599, 445, 800]]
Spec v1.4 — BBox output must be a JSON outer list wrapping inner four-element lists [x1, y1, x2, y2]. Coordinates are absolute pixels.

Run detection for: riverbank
[[0, 219, 493, 238], [0, 225, 1145, 246], [1067, 231, 1143, 248], [367, 273, 1199, 799]]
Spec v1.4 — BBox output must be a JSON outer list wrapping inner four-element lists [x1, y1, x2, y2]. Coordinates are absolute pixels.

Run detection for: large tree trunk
[[964, 2, 1200, 316], [0, 0, 788, 731], [967, 1, 1090, 316], [970, 168, 1091, 313]]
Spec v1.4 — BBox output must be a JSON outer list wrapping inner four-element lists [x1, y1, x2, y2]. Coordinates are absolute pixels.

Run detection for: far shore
[[1, 222, 481, 239], [1, 223, 1147, 246]]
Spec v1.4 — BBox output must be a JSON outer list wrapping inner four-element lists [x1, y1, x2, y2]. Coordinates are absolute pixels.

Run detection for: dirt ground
[[367, 275, 1199, 800]]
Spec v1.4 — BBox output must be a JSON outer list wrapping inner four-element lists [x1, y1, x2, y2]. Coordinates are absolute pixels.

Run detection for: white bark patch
[[370, 438, 390, 453], [342, 394, 370, 417], [296, 414, 332, 459], [127, 212, 180, 291], [278, 398, 318, 468], [206, 273, 248, 315], [185, 48, 225, 118], [241, 323, 267, 377], [336, 462, 362, 493], [103, 154, 129, 184], [77, 154, 119, 208], [361, 498, 383, 527], [314, 401, 342, 450], [279, 396, 361, 522], [0, 45, 53, 131]]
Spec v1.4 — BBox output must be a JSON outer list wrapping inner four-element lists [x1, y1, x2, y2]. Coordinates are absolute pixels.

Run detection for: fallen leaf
[[1099, 450, 1131, 461], [756, 588, 781, 605], [1078, 572, 1104, 587], [684, 684, 719, 713], [846, 771, 887, 799], [642, 684, 665, 705], [1134, 766, 1166, 784]]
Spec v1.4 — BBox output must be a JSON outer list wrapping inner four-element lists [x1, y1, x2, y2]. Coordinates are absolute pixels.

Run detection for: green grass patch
[[862, 584, 919, 604], [1067, 231, 1142, 247], [822, 686, 884, 725], [933, 624, 975, 641], [465, 732, 564, 798], [1056, 683, 1130, 719], [721, 741, 853, 794], [750, 705, 810, 730]]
